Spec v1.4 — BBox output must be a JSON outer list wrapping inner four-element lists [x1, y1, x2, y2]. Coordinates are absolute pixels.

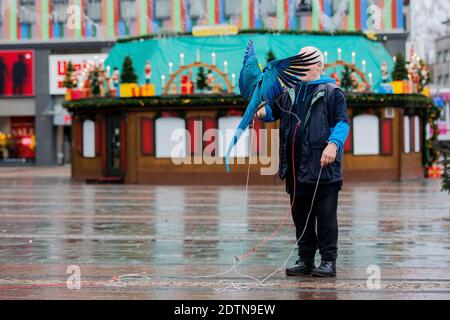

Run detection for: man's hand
[[254, 101, 267, 120], [321, 142, 338, 167]]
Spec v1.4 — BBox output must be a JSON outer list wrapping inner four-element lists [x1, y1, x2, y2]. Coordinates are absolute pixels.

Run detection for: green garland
[[65, 93, 434, 111], [442, 150, 450, 194], [423, 103, 441, 170], [64, 95, 247, 110], [117, 29, 375, 44]]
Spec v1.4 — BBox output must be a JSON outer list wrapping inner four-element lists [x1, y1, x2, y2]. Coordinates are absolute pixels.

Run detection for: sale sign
[[0, 50, 34, 97], [49, 54, 108, 95]]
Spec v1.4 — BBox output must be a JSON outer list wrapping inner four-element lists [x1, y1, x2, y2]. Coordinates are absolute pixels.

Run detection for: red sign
[[0, 50, 34, 97]]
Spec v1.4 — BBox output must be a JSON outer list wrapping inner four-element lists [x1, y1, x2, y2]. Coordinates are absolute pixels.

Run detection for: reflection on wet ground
[[0, 167, 449, 299]]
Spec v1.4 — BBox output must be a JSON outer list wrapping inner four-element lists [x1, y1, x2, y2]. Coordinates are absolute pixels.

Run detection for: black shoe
[[311, 260, 336, 277], [286, 260, 315, 276]]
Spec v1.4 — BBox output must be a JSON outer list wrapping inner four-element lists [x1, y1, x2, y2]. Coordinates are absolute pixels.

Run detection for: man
[[256, 46, 349, 277]]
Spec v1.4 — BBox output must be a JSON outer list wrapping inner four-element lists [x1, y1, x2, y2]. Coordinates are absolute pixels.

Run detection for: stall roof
[[105, 33, 393, 95]]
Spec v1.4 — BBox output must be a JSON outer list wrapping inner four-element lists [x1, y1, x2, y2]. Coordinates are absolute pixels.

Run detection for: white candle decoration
[[368, 73, 373, 86], [224, 61, 228, 74], [393, 55, 397, 63], [362, 60, 366, 73], [337, 48, 342, 61], [180, 53, 184, 66], [324, 51, 328, 64], [196, 49, 200, 62], [212, 52, 216, 65], [351, 52, 356, 65], [231, 73, 236, 87], [161, 75, 166, 88], [169, 62, 173, 75]]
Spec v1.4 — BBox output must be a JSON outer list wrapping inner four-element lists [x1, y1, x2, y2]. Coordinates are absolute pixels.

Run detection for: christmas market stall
[[64, 31, 436, 184]]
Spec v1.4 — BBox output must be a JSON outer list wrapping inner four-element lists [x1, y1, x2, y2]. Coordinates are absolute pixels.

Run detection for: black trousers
[[290, 191, 339, 262]]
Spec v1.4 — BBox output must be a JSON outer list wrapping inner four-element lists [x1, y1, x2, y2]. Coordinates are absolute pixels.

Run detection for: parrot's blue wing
[[238, 40, 263, 101], [225, 85, 261, 172], [261, 49, 320, 105], [225, 49, 320, 173]]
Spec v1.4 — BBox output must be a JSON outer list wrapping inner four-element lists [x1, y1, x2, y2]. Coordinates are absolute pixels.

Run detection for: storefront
[[0, 115, 36, 164], [0, 49, 36, 164]]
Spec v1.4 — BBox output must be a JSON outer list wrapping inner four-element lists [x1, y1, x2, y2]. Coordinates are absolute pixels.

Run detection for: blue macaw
[[225, 40, 320, 172]]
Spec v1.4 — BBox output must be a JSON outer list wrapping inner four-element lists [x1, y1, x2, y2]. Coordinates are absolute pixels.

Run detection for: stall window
[[218, 116, 250, 158], [403, 116, 410, 153], [381, 119, 393, 155], [414, 116, 421, 153], [141, 118, 155, 156], [353, 114, 379, 155], [155, 117, 186, 158], [82, 119, 96, 158]]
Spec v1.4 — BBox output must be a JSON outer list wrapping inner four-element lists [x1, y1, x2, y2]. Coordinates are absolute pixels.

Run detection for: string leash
[[110, 99, 323, 291]]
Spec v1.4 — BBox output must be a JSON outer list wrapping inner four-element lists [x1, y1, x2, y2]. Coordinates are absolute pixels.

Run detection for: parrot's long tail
[[225, 86, 261, 173]]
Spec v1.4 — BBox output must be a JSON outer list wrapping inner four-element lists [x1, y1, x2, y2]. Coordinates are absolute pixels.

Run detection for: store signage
[[49, 53, 108, 95]]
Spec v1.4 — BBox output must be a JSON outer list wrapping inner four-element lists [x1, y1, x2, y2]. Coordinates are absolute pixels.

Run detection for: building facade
[[0, 0, 410, 166]]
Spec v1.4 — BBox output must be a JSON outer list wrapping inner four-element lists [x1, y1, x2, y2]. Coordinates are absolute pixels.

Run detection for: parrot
[[225, 40, 320, 172]]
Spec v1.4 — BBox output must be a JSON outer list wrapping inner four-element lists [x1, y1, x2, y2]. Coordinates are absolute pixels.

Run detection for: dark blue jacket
[[262, 77, 350, 184]]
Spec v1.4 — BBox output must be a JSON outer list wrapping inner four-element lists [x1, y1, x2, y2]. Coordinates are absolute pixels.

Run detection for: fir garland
[[64, 93, 433, 111]]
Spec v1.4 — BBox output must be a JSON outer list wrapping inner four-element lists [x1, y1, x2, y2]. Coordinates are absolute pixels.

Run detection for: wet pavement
[[0, 166, 449, 300]]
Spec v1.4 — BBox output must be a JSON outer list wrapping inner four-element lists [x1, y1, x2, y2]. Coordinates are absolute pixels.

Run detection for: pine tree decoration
[[63, 61, 77, 89], [391, 53, 408, 81], [196, 66, 207, 92], [90, 67, 100, 97], [442, 154, 450, 194], [340, 66, 353, 91], [266, 49, 276, 63], [120, 56, 138, 84]]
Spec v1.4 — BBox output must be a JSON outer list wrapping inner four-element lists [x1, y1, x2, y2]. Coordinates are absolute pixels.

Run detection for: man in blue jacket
[[256, 46, 350, 277]]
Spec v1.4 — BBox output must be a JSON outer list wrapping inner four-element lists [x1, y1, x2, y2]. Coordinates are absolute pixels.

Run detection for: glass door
[[106, 117, 122, 176]]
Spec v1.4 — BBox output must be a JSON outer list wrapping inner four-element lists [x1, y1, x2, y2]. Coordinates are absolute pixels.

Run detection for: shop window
[[353, 115, 379, 155], [82, 119, 96, 158], [0, 116, 35, 164], [403, 116, 410, 153], [155, 117, 186, 158], [218, 116, 250, 158]]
